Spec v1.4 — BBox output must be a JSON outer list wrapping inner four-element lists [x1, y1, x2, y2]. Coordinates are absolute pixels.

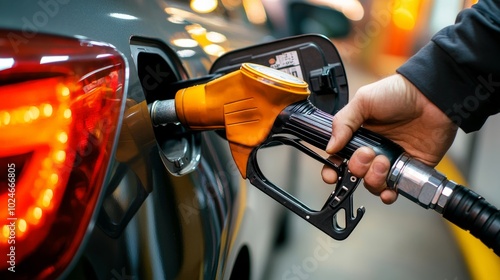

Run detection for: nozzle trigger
[[246, 136, 365, 240]]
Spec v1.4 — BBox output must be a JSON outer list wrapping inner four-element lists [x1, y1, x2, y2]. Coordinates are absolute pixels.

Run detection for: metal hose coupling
[[148, 99, 178, 126], [387, 153, 457, 213]]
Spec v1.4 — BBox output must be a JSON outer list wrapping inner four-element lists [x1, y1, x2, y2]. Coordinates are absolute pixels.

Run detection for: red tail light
[[0, 30, 126, 279]]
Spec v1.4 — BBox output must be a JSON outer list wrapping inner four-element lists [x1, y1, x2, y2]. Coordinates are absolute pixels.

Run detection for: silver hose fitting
[[387, 153, 457, 213], [148, 99, 178, 126]]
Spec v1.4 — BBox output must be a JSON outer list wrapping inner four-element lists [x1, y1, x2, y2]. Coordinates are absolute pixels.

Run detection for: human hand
[[321, 74, 458, 204]]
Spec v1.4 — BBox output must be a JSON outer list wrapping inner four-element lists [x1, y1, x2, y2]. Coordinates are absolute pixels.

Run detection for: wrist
[[396, 74, 457, 131]]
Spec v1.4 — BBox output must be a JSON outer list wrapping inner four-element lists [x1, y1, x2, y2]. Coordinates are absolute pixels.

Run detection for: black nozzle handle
[[443, 184, 500, 255], [275, 100, 500, 256], [275, 100, 405, 166]]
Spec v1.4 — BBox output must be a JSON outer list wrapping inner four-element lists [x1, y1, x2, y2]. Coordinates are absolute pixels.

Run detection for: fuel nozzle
[[149, 99, 178, 126], [149, 63, 310, 177], [150, 63, 500, 253]]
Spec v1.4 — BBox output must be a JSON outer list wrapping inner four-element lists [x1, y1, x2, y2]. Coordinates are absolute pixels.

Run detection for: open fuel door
[[210, 34, 349, 115]]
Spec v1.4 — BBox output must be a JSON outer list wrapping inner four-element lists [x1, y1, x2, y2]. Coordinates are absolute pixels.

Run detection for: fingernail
[[373, 161, 387, 175], [358, 150, 371, 165]]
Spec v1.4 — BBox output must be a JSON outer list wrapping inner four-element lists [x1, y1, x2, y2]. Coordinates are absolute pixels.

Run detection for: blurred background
[[174, 0, 500, 279]]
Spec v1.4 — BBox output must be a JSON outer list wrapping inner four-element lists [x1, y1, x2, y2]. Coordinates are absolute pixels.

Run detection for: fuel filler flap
[[210, 34, 348, 115]]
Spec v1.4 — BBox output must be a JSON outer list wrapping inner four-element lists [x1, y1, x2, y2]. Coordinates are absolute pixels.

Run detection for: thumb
[[326, 98, 366, 154]]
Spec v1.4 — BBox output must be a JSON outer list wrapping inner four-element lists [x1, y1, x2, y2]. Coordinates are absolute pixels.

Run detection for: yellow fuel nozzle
[[174, 63, 310, 177]]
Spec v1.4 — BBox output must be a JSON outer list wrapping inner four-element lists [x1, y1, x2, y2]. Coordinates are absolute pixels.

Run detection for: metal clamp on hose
[[387, 154, 457, 213]]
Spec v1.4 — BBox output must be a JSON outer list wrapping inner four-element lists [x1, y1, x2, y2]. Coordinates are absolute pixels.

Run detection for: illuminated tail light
[[0, 30, 126, 279]]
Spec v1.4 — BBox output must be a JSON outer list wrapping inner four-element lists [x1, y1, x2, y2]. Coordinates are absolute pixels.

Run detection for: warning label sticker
[[278, 66, 303, 80], [269, 51, 304, 80]]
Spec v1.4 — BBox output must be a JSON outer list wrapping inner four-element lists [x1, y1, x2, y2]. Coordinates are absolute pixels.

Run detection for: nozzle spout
[[149, 99, 178, 126]]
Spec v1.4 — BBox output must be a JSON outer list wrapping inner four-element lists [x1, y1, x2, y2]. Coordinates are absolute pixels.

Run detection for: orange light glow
[[49, 173, 59, 185], [53, 150, 66, 163], [0, 111, 10, 125], [0, 78, 72, 245], [57, 131, 68, 143], [29, 106, 40, 120], [392, 0, 420, 31], [18, 219, 27, 233], [42, 104, 53, 117], [33, 207, 43, 220], [393, 8, 415, 30], [63, 108, 72, 119], [42, 189, 54, 207], [60, 86, 70, 97], [1, 226, 8, 239], [0, 30, 126, 280]]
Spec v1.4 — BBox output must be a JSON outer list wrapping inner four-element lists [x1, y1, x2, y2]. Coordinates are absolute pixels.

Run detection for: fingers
[[347, 146, 375, 178], [362, 158, 390, 195], [348, 147, 397, 204], [322, 147, 398, 204], [326, 100, 365, 155], [380, 189, 398, 205], [321, 165, 338, 184]]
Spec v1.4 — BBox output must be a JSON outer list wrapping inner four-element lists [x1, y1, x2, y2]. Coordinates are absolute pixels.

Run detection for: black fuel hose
[[443, 186, 500, 255]]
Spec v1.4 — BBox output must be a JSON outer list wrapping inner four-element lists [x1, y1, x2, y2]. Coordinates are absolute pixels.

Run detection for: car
[[0, 1, 347, 279]]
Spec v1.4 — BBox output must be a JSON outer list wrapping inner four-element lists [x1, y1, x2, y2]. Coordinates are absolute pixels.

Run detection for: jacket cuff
[[397, 41, 489, 133]]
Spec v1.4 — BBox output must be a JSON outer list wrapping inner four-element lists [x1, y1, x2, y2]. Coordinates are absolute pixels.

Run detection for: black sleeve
[[396, 0, 500, 133]]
